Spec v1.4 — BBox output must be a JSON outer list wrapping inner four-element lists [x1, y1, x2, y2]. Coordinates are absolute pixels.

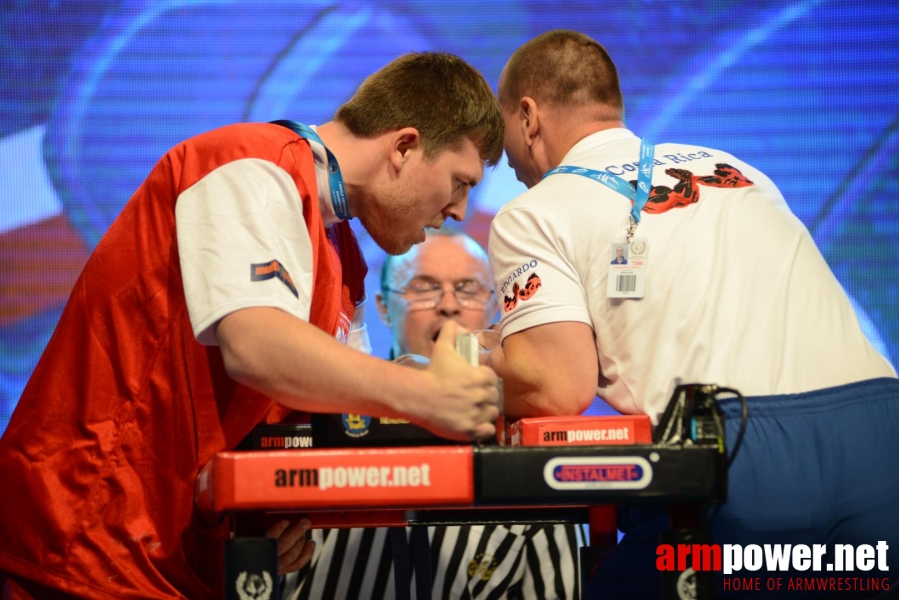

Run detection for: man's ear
[[520, 97, 540, 147], [375, 291, 390, 326], [389, 127, 422, 172]]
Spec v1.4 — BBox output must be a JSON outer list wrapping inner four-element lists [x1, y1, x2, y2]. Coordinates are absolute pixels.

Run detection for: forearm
[[216, 307, 434, 423], [488, 323, 597, 419], [489, 346, 581, 418]]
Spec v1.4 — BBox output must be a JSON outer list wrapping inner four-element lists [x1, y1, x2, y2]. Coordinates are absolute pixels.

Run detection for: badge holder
[[607, 236, 650, 299]]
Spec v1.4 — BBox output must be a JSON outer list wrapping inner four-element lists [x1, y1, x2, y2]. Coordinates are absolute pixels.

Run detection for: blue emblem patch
[[341, 413, 371, 438]]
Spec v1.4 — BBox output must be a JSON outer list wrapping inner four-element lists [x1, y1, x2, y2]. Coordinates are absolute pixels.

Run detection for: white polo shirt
[[489, 128, 895, 420]]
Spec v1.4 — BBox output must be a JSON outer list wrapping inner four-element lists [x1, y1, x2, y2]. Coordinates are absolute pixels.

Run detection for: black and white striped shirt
[[284, 524, 585, 599]]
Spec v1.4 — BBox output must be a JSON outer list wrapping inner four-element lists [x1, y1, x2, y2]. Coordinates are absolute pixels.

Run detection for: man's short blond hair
[[336, 52, 504, 166], [499, 30, 624, 118]]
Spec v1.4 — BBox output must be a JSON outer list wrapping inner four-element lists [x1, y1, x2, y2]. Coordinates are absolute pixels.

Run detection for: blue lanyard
[[543, 138, 655, 225], [270, 119, 350, 220]]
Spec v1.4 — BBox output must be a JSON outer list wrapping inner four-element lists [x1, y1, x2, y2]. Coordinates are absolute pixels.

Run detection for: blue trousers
[[585, 378, 899, 599]]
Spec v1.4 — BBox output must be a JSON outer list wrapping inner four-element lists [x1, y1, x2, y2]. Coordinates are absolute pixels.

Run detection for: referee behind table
[[283, 230, 585, 599], [284, 523, 585, 599]]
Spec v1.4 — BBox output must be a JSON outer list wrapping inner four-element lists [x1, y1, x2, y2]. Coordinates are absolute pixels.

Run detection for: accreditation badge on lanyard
[[543, 138, 653, 299]]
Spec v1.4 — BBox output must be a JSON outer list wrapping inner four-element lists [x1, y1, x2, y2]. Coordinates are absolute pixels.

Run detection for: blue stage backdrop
[[1, 0, 897, 433]]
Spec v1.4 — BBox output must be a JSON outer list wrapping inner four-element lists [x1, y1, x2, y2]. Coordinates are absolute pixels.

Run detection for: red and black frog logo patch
[[630, 163, 754, 214], [503, 273, 542, 313]]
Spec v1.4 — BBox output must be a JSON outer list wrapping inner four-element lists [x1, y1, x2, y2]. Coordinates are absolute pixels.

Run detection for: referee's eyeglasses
[[384, 277, 493, 311]]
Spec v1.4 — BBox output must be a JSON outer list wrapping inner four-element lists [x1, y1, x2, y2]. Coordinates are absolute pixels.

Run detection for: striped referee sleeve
[[284, 524, 585, 599]]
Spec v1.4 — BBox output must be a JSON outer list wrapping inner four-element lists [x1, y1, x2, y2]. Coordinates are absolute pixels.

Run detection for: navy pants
[[585, 378, 899, 599]]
